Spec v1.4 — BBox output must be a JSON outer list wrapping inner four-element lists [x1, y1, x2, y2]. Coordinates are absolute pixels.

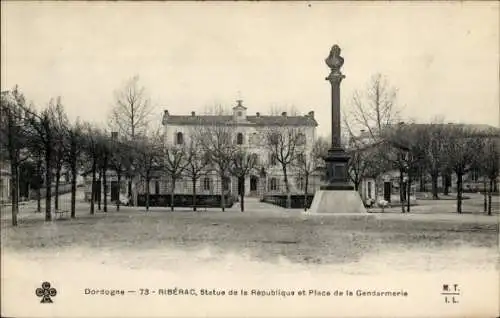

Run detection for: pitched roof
[[163, 114, 318, 127]]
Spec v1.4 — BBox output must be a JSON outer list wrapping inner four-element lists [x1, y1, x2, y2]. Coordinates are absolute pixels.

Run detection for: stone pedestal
[[309, 190, 366, 214]]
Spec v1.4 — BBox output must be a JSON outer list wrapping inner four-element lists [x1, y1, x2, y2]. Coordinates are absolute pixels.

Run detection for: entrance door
[[383, 182, 391, 203], [250, 176, 258, 192]]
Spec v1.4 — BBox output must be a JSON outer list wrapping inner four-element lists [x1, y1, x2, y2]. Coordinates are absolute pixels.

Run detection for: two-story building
[[158, 100, 320, 198]]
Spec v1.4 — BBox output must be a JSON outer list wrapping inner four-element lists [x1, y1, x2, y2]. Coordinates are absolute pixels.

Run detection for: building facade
[[0, 161, 11, 203], [158, 100, 321, 198]]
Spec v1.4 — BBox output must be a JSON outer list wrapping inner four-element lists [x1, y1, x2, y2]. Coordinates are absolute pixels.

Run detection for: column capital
[[326, 71, 346, 84]]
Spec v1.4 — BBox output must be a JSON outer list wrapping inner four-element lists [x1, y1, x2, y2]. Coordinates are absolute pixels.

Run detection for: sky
[[1, 1, 499, 137]]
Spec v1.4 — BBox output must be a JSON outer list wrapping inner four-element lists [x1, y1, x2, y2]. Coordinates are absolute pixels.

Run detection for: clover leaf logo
[[35, 281, 57, 303]]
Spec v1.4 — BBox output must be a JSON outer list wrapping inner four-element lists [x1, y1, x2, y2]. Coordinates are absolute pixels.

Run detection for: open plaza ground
[[1, 191, 499, 317], [1, 191, 498, 266]]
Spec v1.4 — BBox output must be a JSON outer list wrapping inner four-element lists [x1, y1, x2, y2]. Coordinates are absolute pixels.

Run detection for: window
[[269, 178, 278, 191], [269, 133, 280, 145], [175, 132, 184, 145], [237, 133, 244, 145], [296, 177, 305, 191], [297, 133, 306, 145], [203, 177, 211, 191], [250, 153, 259, 165], [237, 111, 242, 117], [296, 153, 305, 165], [223, 177, 230, 191], [155, 181, 160, 194], [269, 153, 277, 166]]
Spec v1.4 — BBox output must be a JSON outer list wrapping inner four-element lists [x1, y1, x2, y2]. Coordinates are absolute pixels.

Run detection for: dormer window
[[237, 111, 242, 117]]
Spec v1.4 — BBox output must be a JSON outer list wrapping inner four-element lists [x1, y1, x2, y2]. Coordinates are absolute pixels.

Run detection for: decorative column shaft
[[321, 45, 353, 191]]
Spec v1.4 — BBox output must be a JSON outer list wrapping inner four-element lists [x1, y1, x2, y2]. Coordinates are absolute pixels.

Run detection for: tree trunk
[[145, 176, 150, 211], [45, 146, 52, 221], [103, 161, 108, 213], [90, 160, 96, 215], [488, 178, 493, 216], [54, 168, 60, 211], [116, 171, 121, 211], [36, 158, 42, 213], [443, 173, 451, 195], [456, 172, 463, 213], [70, 159, 77, 218], [399, 170, 405, 213], [170, 178, 176, 212], [240, 179, 245, 212], [97, 169, 102, 211], [304, 174, 309, 211], [407, 175, 411, 212], [283, 166, 291, 209], [192, 178, 197, 212], [483, 179, 488, 213], [10, 163, 19, 226], [419, 170, 426, 192], [354, 179, 360, 191], [431, 172, 439, 199], [37, 186, 41, 213], [220, 174, 226, 212]]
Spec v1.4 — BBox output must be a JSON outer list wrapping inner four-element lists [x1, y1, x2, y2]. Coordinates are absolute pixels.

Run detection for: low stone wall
[[136, 194, 235, 208], [261, 194, 315, 209]]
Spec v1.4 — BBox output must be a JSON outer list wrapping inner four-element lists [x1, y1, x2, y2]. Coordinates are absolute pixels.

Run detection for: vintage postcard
[[1, 1, 499, 317]]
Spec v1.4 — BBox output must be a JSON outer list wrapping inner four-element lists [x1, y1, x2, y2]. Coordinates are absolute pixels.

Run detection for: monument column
[[321, 44, 353, 190], [308, 45, 366, 214]]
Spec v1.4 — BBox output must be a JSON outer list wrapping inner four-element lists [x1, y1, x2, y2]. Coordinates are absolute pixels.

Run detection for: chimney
[[256, 112, 260, 117], [308, 111, 314, 118], [281, 111, 287, 117], [191, 111, 196, 117], [236, 100, 243, 107], [162, 109, 170, 125]]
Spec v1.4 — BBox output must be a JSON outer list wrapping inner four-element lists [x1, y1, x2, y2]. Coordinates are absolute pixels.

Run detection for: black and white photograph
[[1, 1, 499, 317]]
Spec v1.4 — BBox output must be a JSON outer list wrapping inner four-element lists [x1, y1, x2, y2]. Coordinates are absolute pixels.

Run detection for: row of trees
[[0, 77, 328, 226], [2, 73, 497, 227], [343, 74, 499, 214]]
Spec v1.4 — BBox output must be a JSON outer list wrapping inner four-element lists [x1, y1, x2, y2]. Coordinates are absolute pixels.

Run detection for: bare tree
[[48, 98, 69, 212], [229, 150, 258, 212], [417, 121, 451, 200], [109, 134, 133, 211], [0, 87, 31, 226], [444, 125, 485, 213], [83, 124, 101, 215], [264, 125, 304, 208], [183, 135, 211, 211], [294, 139, 327, 211], [162, 143, 190, 211], [378, 123, 416, 212], [134, 130, 163, 211], [23, 99, 60, 221], [109, 75, 154, 140], [65, 119, 84, 218], [196, 121, 235, 212], [346, 73, 402, 141], [480, 135, 499, 215]]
